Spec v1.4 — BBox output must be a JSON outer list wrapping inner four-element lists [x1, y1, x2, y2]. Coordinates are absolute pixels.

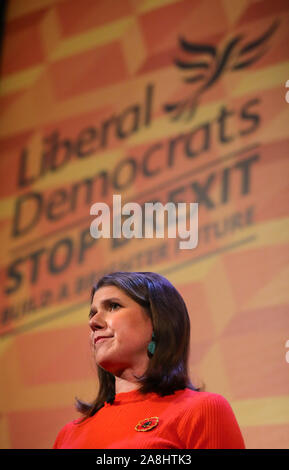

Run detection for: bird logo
[[164, 20, 280, 121]]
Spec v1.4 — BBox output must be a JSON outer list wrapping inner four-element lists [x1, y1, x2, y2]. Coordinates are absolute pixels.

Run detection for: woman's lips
[[94, 336, 113, 344]]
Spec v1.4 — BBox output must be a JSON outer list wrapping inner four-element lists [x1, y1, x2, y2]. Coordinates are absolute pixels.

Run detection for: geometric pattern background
[[0, 0, 288, 449]]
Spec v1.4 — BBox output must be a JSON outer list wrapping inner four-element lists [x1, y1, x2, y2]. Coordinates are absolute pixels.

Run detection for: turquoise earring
[[147, 332, 156, 356]]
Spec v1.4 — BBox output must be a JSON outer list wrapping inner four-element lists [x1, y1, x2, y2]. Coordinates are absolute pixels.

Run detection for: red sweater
[[53, 388, 245, 449]]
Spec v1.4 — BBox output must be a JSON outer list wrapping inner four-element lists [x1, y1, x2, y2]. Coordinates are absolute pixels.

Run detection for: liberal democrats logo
[[164, 20, 279, 121]]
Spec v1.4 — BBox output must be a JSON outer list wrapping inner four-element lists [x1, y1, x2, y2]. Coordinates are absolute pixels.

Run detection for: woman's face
[[89, 285, 153, 376]]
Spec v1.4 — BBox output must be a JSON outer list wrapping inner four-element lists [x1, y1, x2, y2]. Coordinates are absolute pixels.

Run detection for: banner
[[0, 0, 288, 449]]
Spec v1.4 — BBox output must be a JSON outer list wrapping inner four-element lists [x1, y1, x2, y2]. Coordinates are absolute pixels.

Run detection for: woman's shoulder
[[172, 388, 245, 448], [52, 417, 84, 448], [171, 387, 235, 413], [173, 387, 225, 400]]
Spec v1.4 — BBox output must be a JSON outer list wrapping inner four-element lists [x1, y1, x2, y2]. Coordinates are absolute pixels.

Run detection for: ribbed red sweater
[[53, 388, 245, 449]]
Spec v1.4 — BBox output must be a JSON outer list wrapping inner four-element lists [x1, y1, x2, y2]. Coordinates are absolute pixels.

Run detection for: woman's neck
[[114, 376, 141, 394]]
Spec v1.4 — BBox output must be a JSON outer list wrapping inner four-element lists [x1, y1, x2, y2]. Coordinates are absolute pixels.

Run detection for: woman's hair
[[75, 271, 203, 420]]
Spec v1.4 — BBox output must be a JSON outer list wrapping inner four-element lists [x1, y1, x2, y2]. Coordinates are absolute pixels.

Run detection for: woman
[[53, 271, 245, 449]]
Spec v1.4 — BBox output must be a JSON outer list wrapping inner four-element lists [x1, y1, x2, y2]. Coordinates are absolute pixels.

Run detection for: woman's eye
[[110, 302, 120, 311]]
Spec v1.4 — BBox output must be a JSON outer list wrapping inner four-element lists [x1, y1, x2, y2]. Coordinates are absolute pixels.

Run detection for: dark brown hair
[[75, 271, 203, 420]]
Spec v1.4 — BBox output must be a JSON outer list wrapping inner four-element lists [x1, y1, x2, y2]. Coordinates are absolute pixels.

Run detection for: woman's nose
[[89, 312, 107, 331]]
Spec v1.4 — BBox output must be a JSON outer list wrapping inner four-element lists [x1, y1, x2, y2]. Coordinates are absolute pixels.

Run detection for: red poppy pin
[[135, 416, 159, 432]]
